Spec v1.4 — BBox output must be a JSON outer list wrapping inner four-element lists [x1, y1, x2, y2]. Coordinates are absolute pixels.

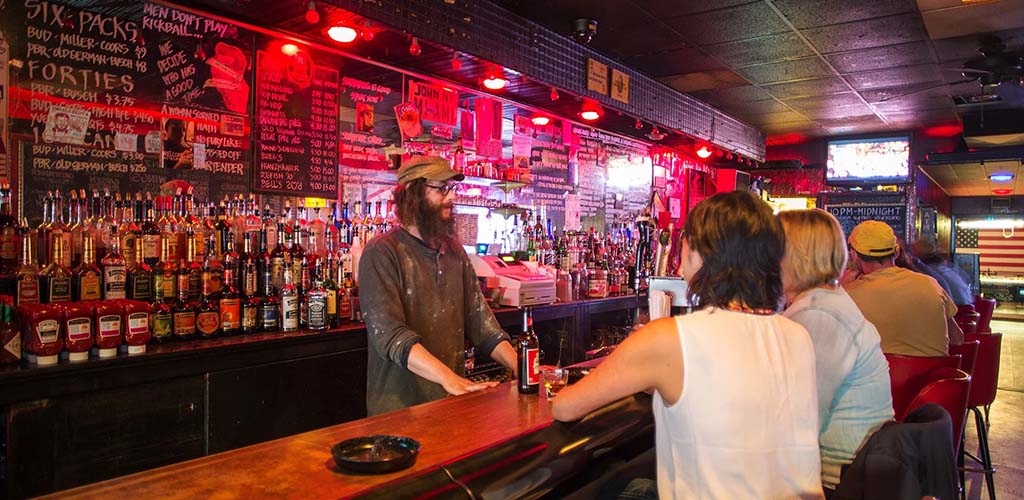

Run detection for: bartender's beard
[[414, 198, 456, 248]]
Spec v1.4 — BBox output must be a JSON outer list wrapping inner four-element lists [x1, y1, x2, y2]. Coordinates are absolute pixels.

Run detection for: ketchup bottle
[[60, 302, 94, 362], [93, 300, 123, 358], [18, 303, 63, 366], [121, 300, 151, 355]]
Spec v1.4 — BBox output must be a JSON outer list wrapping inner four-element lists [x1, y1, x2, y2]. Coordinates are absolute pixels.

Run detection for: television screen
[[826, 137, 910, 184]]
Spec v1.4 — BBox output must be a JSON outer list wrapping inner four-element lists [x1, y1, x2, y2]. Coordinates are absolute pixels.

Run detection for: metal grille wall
[[327, 0, 765, 161]]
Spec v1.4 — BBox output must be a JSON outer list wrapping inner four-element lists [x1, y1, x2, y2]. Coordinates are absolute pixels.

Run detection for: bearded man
[[358, 155, 518, 415]]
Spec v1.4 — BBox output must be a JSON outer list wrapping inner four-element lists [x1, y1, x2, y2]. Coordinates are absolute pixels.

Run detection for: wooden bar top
[[42, 382, 554, 499]]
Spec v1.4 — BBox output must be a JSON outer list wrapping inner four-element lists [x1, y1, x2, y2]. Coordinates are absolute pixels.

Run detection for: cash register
[[468, 253, 557, 307]]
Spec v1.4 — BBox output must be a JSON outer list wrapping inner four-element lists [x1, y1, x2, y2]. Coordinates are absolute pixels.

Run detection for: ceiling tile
[[920, 0, 1024, 40], [689, 85, 774, 104], [665, 2, 790, 45], [801, 104, 877, 120], [803, 13, 929, 53], [702, 32, 816, 67], [593, 21, 688, 61], [762, 77, 851, 99], [735, 57, 835, 84], [859, 83, 952, 103], [722, 99, 793, 115], [785, 92, 866, 111], [819, 115, 889, 134], [633, 0, 758, 18], [658, 69, 749, 92], [762, 120, 823, 134], [746, 110, 809, 125], [629, 46, 728, 77], [845, 64, 944, 90], [827, 41, 936, 73], [772, 0, 917, 29]]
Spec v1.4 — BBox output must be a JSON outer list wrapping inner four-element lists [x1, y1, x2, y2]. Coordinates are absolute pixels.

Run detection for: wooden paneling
[[208, 351, 367, 453], [4, 377, 205, 499]]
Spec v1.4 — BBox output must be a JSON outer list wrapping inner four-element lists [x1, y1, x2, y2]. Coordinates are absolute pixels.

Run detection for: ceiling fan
[[879, 34, 1023, 103]]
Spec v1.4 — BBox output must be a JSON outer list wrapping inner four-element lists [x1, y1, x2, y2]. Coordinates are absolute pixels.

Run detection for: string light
[[451, 52, 462, 70], [549, 87, 560, 101], [362, 21, 375, 41], [634, 118, 643, 129], [409, 37, 421, 56]]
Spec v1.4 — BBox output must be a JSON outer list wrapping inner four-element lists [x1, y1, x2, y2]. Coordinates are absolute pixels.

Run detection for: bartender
[[359, 156, 518, 415]]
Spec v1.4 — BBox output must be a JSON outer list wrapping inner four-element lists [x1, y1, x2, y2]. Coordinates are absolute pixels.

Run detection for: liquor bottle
[[309, 205, 326, 255], [325, 202, 339, 255], [289, 225, 305, 289], [279, 265, 299, 332], [159, 191, 179, 263], [119, 193, 139, 269], [299, 258, 310, 327], [203, 233, 223, 295], [338, 271, 352, 322], [36, 191, 53, 266], [149, 270, 173, 343], [262, 204, 278, 251], [517, 307, 540, 394], [270, 222, 287, 291], [323, 255, 339, 328], [172, 260, 197, 341], [141, 193, 161, 267], [185, 228, 202, 302], [241, 232, 258, 299], [153, 237, 177, 305], [257, 258, 279, 332], [196, 262, 221, 338], [0, 182, 19, 273], [101, 225, 127, 300], [255, 228, 271, 297], [49, 190, 72, 268], [219, 266, 241, 336], [69, 189, 88, 268], [39, 233, 71, 303], [214, 201, 231, 260], [71, 235, 102, 301], [126, 237, 153, 301], [221, 230, 240, 291], [15, 219, 40, 306], [306, 272, 327, 331]]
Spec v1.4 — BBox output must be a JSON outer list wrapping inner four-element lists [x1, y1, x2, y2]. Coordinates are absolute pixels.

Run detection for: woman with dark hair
[[553, 190, 823, 499]]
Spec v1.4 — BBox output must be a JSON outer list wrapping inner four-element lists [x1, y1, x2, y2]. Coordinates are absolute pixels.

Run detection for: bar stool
[[886, 353, 962, 420], [949, 340, 979, 497], [904, 367, 971, 456], [962, 333, 1003, 500], [973, 296, 996, 334]]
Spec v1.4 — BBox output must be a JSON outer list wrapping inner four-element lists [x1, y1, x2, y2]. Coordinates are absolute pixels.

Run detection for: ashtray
[[331, 435, 420, 474]]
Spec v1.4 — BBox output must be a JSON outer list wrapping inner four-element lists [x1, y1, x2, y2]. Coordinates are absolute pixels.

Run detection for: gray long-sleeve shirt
[[359, 228, 509, 415]]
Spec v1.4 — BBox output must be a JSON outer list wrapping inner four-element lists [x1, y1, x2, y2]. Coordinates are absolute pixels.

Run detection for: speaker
[[716, 168, 751, 193]]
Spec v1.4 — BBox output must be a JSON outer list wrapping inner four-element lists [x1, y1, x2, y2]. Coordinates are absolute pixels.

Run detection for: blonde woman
[[778, 209, 894, 495]]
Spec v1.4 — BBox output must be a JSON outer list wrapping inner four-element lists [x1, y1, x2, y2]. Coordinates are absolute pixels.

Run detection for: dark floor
[[962, 319, 1024, 499]]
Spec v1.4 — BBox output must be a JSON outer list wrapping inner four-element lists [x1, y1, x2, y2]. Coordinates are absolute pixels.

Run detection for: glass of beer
[[543, 368, 568, 400]]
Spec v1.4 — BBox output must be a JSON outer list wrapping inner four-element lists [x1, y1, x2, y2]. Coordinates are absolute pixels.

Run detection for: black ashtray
[[331, 435, 420, 474]]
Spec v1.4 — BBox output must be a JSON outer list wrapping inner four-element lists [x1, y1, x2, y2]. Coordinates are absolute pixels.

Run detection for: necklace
[[723, 302, 776, 316]]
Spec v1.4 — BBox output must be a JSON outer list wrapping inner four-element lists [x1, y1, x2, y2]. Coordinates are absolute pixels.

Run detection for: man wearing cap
[[358, 156, 518, 415], [843, 220, 962, 357]]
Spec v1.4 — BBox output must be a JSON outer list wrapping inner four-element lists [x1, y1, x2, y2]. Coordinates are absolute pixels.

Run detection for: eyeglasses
[[425, 182, 459, 195]]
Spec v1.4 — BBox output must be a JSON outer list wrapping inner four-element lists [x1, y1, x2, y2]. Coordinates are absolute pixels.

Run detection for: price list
[[254, 50, 339, 198]]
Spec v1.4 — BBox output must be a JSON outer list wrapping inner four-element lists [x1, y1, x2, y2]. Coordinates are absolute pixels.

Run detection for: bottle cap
[[68, 351, 89, 362]]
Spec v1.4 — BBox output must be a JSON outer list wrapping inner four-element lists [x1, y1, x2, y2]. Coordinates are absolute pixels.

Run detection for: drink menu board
[[2, 0, 252, 223], [253, 44, 339, 198]]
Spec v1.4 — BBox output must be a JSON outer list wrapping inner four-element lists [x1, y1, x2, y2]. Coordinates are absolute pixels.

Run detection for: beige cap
[[848, 220, 898, 257], [397, 156, 465, 185]]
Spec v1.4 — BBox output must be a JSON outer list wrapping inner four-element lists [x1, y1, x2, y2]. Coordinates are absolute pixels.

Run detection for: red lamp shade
[[579, 98, 603, 121], [482, 66, 507, 90], [531, 115, 551, 126], [327, 26, 358, 43], [281, 43, 300, 56], [695, 146, 712, 159]]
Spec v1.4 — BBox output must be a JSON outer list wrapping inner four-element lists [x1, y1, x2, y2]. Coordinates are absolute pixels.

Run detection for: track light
[[305, 2, 320, 24]]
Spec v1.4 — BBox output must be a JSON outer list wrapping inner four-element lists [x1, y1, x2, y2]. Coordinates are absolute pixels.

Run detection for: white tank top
[[653, 309, 824, 499]]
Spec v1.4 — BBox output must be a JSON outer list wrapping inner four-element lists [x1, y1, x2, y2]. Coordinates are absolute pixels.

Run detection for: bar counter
[[42, 381, 653, 499], [0, 295, 643, 499]]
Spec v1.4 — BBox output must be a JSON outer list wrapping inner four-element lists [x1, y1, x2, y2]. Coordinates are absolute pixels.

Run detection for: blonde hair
[[778, 209, 847, 296]]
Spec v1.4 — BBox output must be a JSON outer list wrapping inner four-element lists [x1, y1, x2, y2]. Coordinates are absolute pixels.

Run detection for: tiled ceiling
[[495, 0, 1024, 140], [921, 159, 1024, 197]]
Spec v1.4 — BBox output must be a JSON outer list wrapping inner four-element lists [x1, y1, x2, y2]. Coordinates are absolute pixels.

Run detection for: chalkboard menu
[[254, 44, 339, 198], [825, 204, 908, 241], [2, 0, 252, 223]]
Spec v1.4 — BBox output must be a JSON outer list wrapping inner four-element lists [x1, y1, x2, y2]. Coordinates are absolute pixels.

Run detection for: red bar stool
[[973, 296, 996, 334], [949, 340, 979, 496], [886, 353, 962, 420], [962, 333, 1003, 500], [904, 367, 971, 456]]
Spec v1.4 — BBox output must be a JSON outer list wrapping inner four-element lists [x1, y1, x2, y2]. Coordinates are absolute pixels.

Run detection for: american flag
[[956, 226, 1024, 275]]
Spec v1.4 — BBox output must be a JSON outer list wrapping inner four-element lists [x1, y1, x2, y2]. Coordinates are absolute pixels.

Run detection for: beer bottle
[[517, 307, 540, 394]]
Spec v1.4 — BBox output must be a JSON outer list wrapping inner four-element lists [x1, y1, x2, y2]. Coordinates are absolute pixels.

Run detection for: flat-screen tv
[[826, 136, 910, 185]]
